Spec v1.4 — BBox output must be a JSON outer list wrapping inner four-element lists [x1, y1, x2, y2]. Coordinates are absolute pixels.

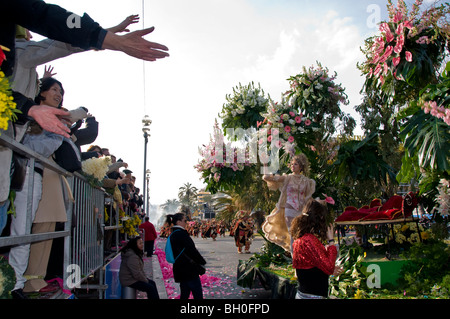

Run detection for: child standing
[[291, 199, 341, 299]]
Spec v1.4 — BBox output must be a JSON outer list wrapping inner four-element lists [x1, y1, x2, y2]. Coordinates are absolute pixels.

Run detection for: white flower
[[81, 156, 111, 181]]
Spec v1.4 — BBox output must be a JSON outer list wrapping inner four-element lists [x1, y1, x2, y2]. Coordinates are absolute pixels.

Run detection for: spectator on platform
[[119, 236, 159, 299], [166, 213, 206, 299], [1, 0, 169, 138], [139, 217, 157, 257], [291, 199, 342, 299], [8, 77, 75, 299]]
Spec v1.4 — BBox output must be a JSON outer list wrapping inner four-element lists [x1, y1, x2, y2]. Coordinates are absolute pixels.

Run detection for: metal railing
[[0, 133, 123, 298]]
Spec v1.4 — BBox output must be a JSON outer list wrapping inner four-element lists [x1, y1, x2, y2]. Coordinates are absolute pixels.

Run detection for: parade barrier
[[0, 134, 122, 299]]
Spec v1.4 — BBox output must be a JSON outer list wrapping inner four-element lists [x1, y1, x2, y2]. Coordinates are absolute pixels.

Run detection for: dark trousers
[[144, 240, 155, 256], [130, 279, 160, 299], [179, 276, 203, 299]]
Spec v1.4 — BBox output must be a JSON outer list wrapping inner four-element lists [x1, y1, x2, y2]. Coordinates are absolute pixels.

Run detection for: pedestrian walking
[[166, 213, 206, 299]]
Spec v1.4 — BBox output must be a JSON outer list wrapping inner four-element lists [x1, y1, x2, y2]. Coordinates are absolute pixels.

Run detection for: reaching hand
[[326, 225, 335, 242], [28, 104, 71, 138], [108, 14, 140, 33], [43, 65, 57, 78], [102, 27, 169, 62]]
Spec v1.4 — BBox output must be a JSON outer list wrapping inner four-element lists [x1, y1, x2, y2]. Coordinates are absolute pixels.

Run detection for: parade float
[[197, 0, 450, 299]]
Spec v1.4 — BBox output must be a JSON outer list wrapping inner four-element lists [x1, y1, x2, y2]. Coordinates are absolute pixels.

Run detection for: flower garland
[[0, 45, 19, 134]]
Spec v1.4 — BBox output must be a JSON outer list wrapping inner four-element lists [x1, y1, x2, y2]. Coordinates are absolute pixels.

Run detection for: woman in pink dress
[[262, 154, 315, 253]]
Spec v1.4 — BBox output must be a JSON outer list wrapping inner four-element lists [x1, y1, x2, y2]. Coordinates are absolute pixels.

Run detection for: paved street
[[154, 234, 273, 299]]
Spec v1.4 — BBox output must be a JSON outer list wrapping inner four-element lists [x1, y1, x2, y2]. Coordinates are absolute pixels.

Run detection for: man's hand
[[28, 105, 71, 137], [102, 27, 169, 61]]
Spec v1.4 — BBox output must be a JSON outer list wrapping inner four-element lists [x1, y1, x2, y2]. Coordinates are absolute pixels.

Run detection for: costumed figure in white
[[262, 154, 315, 253]]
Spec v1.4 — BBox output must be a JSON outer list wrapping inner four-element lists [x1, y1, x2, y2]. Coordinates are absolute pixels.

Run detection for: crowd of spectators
[[0, 0, 168, 299]]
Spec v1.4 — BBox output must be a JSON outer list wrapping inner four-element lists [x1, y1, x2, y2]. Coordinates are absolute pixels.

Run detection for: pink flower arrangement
[[196, 120, 252, 192], [260, 99, 315, 153], [422, 100, 450, 125], [366, 4, 414, 85], [363, 0, 450, 86]]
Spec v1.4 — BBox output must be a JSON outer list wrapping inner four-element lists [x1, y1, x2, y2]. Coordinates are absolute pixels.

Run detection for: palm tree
[[178, 182, 198, 211], [161, 199, 179, 214]]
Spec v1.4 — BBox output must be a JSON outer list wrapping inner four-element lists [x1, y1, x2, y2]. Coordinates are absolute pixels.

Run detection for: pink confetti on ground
[[154, 237, 234, 299]]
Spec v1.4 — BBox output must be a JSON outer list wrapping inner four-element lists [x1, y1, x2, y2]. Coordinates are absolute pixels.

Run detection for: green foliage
[[0, 256, 16, 299], [397, 62, 450, 200], [328, 132, 397, 186], [329, 244, 368, 298], [237, 231, 291, 288], [399, 241, 450, 296], [400, 109, 450, 172]]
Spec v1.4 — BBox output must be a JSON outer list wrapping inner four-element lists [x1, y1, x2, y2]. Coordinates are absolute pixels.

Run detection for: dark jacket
[[73, 117, 99, 148], [170, 226, 206, 283], [0, 0, 107, 121]]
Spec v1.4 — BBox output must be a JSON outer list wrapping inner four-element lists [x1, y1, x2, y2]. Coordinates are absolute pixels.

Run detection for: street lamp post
[[142, 115, 152, 217], [146, 169, 151, 217]]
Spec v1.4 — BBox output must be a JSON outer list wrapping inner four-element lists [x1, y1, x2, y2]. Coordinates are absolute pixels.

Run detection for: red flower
[[0, 46, 7, 67], [392, 56, 401, 67]]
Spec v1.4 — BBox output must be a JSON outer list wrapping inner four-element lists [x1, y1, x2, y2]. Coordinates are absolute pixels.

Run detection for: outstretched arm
[[101, 27, 169, 62]]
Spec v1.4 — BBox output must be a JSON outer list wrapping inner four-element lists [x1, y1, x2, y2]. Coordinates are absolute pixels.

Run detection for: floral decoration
[[284, 62, 349, 123], [417, 61, 450, 125], [386, 222, 428, 245], [435, 179, 449, 216], [219, 82, 269, 132], [119, 209, 140, 237], [260, 99, 316, 156], [81, 156, 111, 187], [195, 120, 252, 193], [360, 0, 449, 96], [0, 45, 19, 134]]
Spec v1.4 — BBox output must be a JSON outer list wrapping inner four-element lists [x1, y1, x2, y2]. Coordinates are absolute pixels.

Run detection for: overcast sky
[[33, 0, 416, 208]]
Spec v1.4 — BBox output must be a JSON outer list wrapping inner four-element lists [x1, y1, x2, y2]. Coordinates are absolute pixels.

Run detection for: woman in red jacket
[[291, 199, 341, 299]]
